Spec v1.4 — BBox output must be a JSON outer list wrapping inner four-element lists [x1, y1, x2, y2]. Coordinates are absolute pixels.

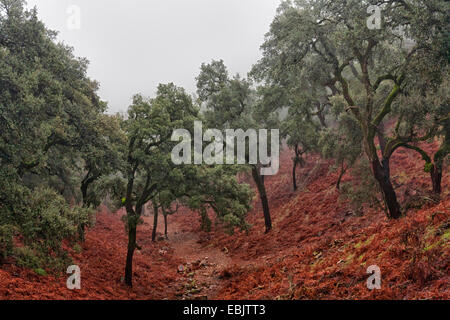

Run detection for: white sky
[[25, 0, 281, 113]]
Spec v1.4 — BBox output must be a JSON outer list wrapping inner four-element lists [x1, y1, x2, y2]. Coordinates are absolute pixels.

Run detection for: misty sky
[[25, 0, 281, 113]]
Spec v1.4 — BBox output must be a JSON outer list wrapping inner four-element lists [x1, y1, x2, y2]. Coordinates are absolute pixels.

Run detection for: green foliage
[[197, 60, 276, 232], [22, 189, 92, 248], [0, 0, 115, 272], [199, 208, 212, 233], [118, 82, 255, 285], [14, 246, 44, 270], [34, 268, 47, 276], [3, 188, 93, 271], [197, 60, 280, 142], [252, 0, 449, 217], [79, 114, 126, 208], [117, 82, 254, 233], [182, 166, 253, 232], [14, 244, 71, 272], [73, 244, 82, 254], [340, 159, 383, 215], [424, 162, 434, 173], [0, 224, 15, 261], [320, 112, 363, 178]]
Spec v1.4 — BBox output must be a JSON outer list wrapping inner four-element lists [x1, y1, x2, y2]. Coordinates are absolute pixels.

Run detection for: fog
[[26, 0, 281, 113]]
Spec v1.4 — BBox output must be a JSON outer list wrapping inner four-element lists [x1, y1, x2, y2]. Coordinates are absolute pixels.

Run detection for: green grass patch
[[73, 244, 82, 254], [34, 268, 47, 276]]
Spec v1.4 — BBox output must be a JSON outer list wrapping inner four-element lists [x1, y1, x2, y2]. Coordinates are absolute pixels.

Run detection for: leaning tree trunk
[[336, 162, 347, 191], [152, 203, 158, 242], [251, 165, 272, 233], [371, 158, 402, 219]]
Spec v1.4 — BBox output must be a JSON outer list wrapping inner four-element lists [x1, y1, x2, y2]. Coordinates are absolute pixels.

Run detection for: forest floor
[[0, 142, 449, 300]]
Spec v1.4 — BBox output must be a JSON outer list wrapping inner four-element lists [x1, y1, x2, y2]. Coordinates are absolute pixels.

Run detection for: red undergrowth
[[0, 141, 448, 300]]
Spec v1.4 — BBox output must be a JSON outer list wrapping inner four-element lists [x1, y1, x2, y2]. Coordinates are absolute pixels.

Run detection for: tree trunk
[[81, 183, 88, 206], [431, 128, 448, 195], [78, 224, 86, 243], [317, 110, 327, 128], [431, 150, 445, 195], [252, 166, 272, 233], [402, 139, 447, 195], [377, 122, 388, 155], [124, 216, 137, 287], [164, 213, 168, 240], [199, 207, 212, 232], [292, 145, 302, 191], [292, 159, 298, 191], [336, 162, 347, 191], [431, 167, 442, 194], [79, 182, 89, 242], [152, 203, 158, 242], [371, 158, 402, 219]]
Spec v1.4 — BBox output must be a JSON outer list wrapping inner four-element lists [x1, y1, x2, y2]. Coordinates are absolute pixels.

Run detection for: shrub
[[0, 224, 15, 263], [2, 187, 96, 272], [34, 268, 48, 276], [73, 244, 82, 254], [14, 246, 43, 270], [340, 159, 383, 215]]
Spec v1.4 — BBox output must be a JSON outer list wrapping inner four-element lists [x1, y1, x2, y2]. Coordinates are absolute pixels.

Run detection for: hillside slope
[[172, 144, 449, 300]]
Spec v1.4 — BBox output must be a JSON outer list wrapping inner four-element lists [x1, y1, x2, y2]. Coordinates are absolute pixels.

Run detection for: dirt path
[[139, 214, 235, 300], [167, 219, 234, 300]]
